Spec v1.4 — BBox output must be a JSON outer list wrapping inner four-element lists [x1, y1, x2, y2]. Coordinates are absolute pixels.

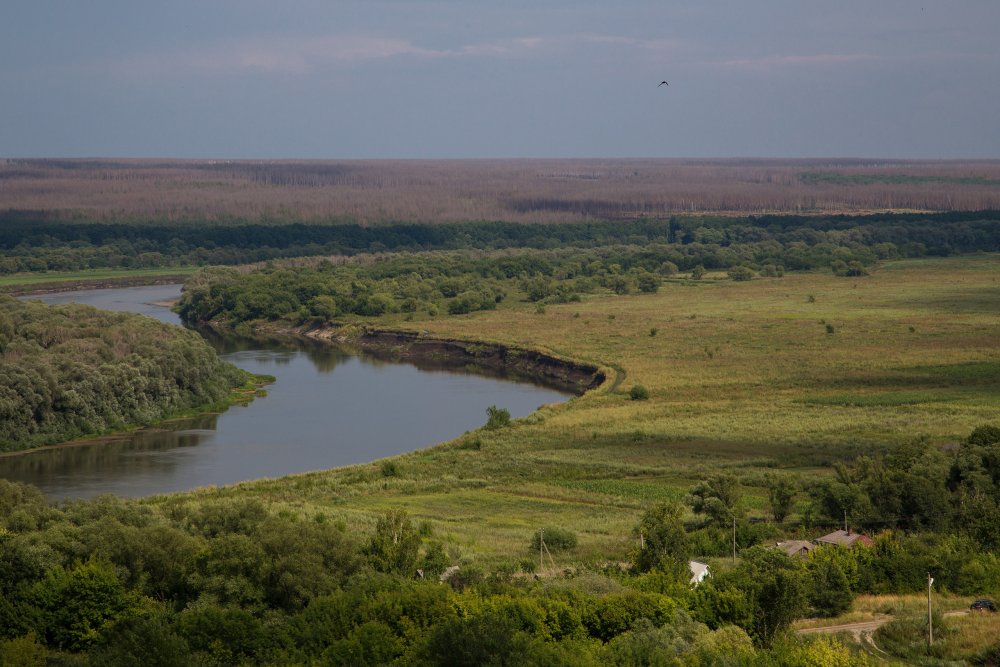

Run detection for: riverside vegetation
[[2, 207, 1000, 662], [0, 295, 265, 452]]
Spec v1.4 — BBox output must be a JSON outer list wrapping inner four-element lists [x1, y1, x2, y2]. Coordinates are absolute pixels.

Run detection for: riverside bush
[[484, 405, 511, 430], [0, 295, 254, 451]]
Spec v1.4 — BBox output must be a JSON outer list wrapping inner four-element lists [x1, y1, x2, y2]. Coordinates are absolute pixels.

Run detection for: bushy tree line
[[804, 427, 1000, 549], [0, 483, 876, 666], [171, 238, 882, 327], [2, 209, 999, 273], [0, 296, 254, 451]]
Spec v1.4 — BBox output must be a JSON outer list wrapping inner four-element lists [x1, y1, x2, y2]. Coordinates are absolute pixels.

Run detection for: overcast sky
[[2, 1, 998, 159]]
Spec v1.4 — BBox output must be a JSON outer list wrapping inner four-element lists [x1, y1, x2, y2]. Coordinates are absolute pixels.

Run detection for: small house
[[775, 540, 816, 558], [689, 560, 710, 586], [813, 529, 873, 549]]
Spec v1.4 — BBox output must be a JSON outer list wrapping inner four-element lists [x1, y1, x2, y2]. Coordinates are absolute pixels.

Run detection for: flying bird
[[658, 81, 669, 87]]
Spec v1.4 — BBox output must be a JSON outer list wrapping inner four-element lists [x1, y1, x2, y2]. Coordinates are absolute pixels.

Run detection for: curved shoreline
[[245, 320, 612, 397]]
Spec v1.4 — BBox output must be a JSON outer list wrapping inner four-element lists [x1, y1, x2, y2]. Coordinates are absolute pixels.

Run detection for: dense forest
[[2, 210, 1000, 274], [0, 296, 258, 451], [1, 425, 998, 664]]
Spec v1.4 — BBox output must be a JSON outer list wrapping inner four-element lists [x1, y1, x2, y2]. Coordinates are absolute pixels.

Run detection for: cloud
[[715, 53, 882, 70], [95, 32, 686, 80]]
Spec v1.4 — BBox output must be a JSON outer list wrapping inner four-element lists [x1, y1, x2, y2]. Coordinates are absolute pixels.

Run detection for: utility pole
[[732, 516, 737, 564], [844, 509, 848, 533], [539, 528, 544, 573], [927, 572, 934, 651]]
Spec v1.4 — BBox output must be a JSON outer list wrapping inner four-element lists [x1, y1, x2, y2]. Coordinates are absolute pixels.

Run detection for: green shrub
[[727, 266, 754, 281], [485, 406, 511, 430], [629, 385, 650, 401], [531, 527, 578, 553]]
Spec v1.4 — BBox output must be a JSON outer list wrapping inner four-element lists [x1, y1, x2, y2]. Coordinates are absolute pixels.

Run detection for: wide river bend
[[1, 285, 571, 499]]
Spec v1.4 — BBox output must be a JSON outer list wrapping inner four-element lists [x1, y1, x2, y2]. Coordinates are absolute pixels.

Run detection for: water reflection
[[4, 285, 572, 499], [196, 328, 353, 374]]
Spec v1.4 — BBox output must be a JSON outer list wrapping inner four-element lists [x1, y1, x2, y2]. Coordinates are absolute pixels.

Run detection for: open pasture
[[185, 255, 1000, 564]]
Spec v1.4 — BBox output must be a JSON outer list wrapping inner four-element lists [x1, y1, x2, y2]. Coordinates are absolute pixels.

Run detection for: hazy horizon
[[3, 1, 999, 160]]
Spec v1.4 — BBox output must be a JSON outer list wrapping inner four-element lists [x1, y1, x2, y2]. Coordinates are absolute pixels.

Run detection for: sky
[[1, 1, 998, 159]]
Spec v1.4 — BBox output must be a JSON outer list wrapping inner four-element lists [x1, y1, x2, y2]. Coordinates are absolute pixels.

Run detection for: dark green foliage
[[419, 542, 452, 577], [831, 259, 870, 276], [0, 391, 997, 665], [634, 268, 661, 293], [175, 602, 271, 664], [727, 265, 754, 281], [0, 480, 942, 664], [708, 547, 807, 647], [765, 473, 797, 523], [88, 608, 191, 667], [485, 405, 512, 430], [3, 210, 1000, 274], [30, 559, 137, 652], [632, 502, 691, 581], [629, 384, 650, 401], [0, 296, 252, 451], [807, 556, 854, 617], [967, 424, 1000, 448], [167, 210, 1000, 328], [365, 510, 421, 575], [603, 612, 752, 666], [0, 633, 48, 666], [425, 611, 534, 667], [581, 590, 678, 642], [531, 526, 578, 553], [685, 474, 743, 527]]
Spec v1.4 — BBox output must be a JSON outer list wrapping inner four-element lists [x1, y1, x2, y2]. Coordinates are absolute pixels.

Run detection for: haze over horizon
[[2, 1, 999, 161]]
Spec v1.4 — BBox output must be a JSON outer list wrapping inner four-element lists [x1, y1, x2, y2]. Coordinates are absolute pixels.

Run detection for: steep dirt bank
[[235, 321, 610, 396]]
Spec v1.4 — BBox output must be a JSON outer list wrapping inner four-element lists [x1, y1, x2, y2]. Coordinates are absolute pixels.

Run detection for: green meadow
[[171, 254, 1000, 565]]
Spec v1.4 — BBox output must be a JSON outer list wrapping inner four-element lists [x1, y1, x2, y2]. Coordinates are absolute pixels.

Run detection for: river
[[1, 285, 571, 499]]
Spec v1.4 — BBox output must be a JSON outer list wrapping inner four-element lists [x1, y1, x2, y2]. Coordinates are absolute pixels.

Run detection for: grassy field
[[151, 255, 1000, 571]]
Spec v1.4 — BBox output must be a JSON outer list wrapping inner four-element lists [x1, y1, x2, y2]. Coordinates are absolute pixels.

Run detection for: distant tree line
[[2, 210, 999, 273], [0, 296, 255, 451]]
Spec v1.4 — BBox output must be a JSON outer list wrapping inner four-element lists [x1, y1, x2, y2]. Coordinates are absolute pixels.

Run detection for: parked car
[[970, 599, 996, 612]]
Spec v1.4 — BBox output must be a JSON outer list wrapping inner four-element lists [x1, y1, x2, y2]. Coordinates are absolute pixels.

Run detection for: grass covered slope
[[184, 255, 1000, 563], [0, 295, 257, 451]]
